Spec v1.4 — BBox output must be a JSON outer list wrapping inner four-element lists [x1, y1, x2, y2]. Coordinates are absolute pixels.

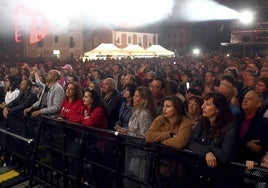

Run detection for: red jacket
[[60, 98, 83, 123], [81, 106, 107, 129]]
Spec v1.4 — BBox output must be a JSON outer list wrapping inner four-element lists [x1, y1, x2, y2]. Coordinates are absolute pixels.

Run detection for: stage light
[[239, 10, 254, 24], [193, 48, 200, 56]]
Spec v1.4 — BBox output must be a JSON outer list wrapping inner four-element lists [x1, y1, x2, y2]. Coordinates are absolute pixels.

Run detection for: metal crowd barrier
[[0, 114, 268, 188]]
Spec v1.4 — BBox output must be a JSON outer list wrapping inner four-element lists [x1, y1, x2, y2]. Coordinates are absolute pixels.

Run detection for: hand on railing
[[205, 152, 217, 168], [114, 125, 128, 134]]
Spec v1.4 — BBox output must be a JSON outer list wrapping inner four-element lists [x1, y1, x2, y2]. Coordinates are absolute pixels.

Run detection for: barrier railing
[[0, 114, 268, 188]]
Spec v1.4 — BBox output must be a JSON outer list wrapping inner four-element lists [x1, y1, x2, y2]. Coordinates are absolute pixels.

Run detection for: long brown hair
[[135, 86, 156, 118], [163, 95, 187, 125], [65, 82, 82, 101]]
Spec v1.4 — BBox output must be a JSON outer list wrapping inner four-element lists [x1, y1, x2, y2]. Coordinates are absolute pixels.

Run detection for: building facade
[[84, 24, 159, 52], [221, 21, 268, 57], [157, 23, 192, 56]]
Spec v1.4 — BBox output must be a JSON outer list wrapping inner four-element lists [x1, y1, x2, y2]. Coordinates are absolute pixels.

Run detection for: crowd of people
[[0, 53, 268, 185]]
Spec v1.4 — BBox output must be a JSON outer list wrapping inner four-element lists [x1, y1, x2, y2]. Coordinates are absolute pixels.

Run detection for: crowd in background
[[0, 52, 268, 183]]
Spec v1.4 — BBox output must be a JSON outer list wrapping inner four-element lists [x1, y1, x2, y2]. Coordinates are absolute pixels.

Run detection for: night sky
[[175, 0, 268, 52]]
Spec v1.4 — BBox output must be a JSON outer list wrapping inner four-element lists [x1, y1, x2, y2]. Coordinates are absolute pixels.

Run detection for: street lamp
[[192, 48, 200, 56]]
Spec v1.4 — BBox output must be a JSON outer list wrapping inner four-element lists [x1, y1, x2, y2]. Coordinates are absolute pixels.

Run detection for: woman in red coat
[[81, 89, 108, 128], [60, 82, 83, 123]]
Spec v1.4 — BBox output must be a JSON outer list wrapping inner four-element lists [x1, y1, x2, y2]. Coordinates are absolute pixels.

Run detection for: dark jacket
[[188, 120, 238, 163], [103, 89, 121, 130], [6, 89, 38, 114], [236, 112, 268, 163], [0, 86, 5, 103]]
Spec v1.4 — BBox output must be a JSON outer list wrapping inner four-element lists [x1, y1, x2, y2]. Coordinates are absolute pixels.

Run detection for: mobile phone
[[186, 82, 190, 89]]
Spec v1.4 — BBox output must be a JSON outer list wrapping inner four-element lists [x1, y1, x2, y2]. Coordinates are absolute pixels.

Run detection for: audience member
[[128, 86, 155, 138], [88, 81, 102, 95], [188, 92, 238, 167], [240, 69, 257, 103], [3, 78, 38, 118], [59, 64, 73, 89], [114, 84, 135, 132], [112, 63, 125, 91], [178, 70, 193, 96], [245, 152, 268, 188], [146, 95, 191, 149], [236, 90, 268, 163], [187, 95, 203, 129], [80, 89, 108, 128], [203, 71, 216, 94], [101, 78, 121, 130], [0, 75, 20, 108], [218, 75, 241, 117], [255, 77, 268, 117], [67, 74, 79, 84], [60, 82, 83, 123], [24, 69, 65, 118], [148, 78, 166, 116]]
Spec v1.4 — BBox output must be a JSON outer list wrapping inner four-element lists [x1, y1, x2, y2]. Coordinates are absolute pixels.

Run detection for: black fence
[[0, 113, 268, 188]]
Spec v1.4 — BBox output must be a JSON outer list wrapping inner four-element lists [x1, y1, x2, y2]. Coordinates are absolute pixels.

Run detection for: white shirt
[[5, 88, 20, 105]]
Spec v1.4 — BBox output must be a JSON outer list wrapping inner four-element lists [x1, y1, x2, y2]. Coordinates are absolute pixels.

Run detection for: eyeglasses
[[4, 79, 9, 82]]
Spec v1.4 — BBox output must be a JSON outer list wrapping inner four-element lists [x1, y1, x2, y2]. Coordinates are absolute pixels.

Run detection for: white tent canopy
[[146, 45, 175, 57], [84, 43, 122, 57], [122, 44, 149, 56], [82, 43, 175, 61]]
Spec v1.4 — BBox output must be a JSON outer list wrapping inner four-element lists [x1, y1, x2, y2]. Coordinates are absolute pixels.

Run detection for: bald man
[[24, 69, 65, 118], [101, 78, 121, 130]]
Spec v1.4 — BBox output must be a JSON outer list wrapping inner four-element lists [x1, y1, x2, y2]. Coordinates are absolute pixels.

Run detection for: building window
[[116, 37, 120, 43], [69, 36, 75, 48], [70, 52, 74, 59], [128, 36, 131, 43], [173, 42, 177, 49], [179, 42, 183, 48], [94, 37, 99, 46], [149, 38, 152, 45], [180, 32, 183, 38], [54, 35, 58, 43], [138, 37, 142, 44]]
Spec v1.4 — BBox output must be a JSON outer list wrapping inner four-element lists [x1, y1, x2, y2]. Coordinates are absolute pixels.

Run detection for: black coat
[[103, 89, 121, 130], [188, 120, 239, 163], [0, 86, 5, 103], [6, 89, 38, 114], [236, 112, 268, 163]]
